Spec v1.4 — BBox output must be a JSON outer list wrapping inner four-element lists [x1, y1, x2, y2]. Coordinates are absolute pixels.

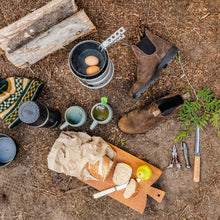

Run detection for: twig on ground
[[0, 8, 9, 25], [20, 145, 28, 151], [162, 21, 171, 37], [27, 63, 36, 74], [200, 13, 210, 20], [176, 30, 193, 37], [117, 132, 123, 146], [194, 174, 220, 211], [214, 182, 220, 200], [178, 55, 198, 99], [193, 28, 203, 40], [194, 187, 201, 211], [146, 0, 151, 25], [65, 177, 73, 191], [36, 145, 49, 152], [157, 207, 170, 217], [34, 134, 38, 144], [202, 174, 220, 201], [28, 184, 56, 196], [177, 204, 189, 220], [63, 185, 89, 194], [46, 69, 52, 80]]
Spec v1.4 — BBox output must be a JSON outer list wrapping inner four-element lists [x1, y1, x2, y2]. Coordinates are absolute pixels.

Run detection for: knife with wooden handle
[[93, 178, 165, 203], [193, 126, 200, 182], [93, 182, 128, 199]]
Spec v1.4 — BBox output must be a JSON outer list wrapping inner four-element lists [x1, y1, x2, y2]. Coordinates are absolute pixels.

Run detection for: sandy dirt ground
[[0, 0, 219, 219]]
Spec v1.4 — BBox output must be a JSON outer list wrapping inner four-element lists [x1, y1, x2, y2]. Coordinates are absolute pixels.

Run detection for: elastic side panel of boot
[[156, 95, 184, 116], [136, 36, 156, 55]]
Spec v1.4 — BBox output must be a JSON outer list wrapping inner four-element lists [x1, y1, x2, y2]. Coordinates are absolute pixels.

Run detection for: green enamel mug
[[90, 99, 113, 130]]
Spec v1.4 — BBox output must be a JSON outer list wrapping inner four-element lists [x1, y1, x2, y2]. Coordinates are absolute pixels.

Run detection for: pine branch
[[175, 88, 220, 142]]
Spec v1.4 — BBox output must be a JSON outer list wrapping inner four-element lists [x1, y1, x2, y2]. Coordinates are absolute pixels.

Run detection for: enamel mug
[[60, 106, 87, 130], [90, 102, 113, 130]]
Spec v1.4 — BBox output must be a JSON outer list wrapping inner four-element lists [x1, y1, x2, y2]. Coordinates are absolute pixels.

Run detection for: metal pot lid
[[18, 101, 40, 124], [0, 134, 16, 167]]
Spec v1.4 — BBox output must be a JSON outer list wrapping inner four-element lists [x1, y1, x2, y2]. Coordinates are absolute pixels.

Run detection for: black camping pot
[[69, 40, 109, 79], [69, 40, 114, 89], [69, 27, 126, 89], [18, 101, 61, 128]]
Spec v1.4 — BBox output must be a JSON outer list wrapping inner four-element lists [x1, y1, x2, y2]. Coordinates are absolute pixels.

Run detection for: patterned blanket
[[0, 77, 43, 128]]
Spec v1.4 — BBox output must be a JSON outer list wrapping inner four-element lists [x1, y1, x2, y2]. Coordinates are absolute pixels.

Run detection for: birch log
[[0, 0, 77, 53], [6, 10, 96, 68]]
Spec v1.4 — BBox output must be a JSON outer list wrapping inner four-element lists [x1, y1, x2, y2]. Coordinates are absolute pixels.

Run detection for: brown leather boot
[[130, 28, 179, 99], [118, 93, 190, 134]]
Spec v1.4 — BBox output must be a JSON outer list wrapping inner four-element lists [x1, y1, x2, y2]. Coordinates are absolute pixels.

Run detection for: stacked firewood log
[[0, 0, 96, 68]]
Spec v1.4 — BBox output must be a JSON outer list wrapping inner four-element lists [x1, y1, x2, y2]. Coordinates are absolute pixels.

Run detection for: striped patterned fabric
[[0, 77, 43, 128]]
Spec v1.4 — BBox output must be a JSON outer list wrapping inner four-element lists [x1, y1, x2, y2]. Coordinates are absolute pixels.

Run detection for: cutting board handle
[[147, 186, 166, 203]]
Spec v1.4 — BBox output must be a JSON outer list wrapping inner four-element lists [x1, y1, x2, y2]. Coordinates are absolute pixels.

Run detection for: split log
[[0, 0, 77, 53], [6, 10, 96, 68]]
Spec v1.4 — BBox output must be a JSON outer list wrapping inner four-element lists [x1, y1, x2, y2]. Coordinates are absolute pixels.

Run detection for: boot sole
[[118, 121, 157, 135], [133, 46, 179, 100]]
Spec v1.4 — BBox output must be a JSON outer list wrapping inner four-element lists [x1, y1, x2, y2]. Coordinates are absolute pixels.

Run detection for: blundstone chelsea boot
[[118, 93, 190, 134], [130, 28, 179, 99]]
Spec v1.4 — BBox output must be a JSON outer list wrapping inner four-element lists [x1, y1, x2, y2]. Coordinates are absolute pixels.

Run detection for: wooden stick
[[194, 174, 220, 211], [65, 177, 73, 191], [56, 185, 90, 197], [64, 185, 89, 194], [177, 205, 189, 220], [6, 10, 96, 68], [0, 0, 78, 53], [28, 184, 57, 196]]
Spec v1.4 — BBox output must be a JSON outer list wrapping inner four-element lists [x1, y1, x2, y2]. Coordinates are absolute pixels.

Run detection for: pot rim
[[0, 134, 17, 168], [68, 40, 109, 79]]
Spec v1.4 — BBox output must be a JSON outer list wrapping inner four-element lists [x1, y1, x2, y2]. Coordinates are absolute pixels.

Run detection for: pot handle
[[99, 27, 126, 50]]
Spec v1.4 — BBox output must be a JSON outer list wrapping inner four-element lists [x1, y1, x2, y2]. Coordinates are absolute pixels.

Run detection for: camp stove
[[69, 27, 126, 89]]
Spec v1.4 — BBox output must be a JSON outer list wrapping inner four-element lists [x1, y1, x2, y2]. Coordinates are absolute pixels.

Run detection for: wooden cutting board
[[81, 142, 165, 214]]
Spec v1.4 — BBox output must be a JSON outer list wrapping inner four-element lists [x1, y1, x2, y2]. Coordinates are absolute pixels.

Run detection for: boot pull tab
[[99, 27, 126, 51], [152, 109, 161, 117]]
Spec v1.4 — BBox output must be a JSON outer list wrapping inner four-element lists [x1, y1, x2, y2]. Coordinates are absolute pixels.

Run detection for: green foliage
[[108, 135, 115, 141], [175, 53, 179, 62], [120, 138, 125, 147], [175, 88, 220, 142]]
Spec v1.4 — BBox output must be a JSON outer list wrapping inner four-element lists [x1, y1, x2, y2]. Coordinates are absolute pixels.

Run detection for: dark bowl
[[0, 134, 17, 168], [69, 40, 109, 79]]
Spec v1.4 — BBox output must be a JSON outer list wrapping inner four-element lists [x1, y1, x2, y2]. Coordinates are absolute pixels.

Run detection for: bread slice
[[86, 155, 113, 181], [112, 163, 132, 185], [123, 178, 137, 199]]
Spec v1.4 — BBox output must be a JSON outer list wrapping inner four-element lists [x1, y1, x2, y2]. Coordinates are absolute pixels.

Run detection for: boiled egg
[[86, 66, 100, 75], [85, 56, 99, 66]]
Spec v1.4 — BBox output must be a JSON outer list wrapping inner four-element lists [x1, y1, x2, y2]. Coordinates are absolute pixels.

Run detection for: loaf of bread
[[112, 162, 132, 185], [123, 178, 138, 199], [86, 155, 113, 181]]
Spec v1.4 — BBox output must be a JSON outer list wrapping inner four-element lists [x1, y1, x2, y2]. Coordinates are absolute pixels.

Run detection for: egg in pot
[[85, 56, 99, 66], [86, 66, 100, 75]]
